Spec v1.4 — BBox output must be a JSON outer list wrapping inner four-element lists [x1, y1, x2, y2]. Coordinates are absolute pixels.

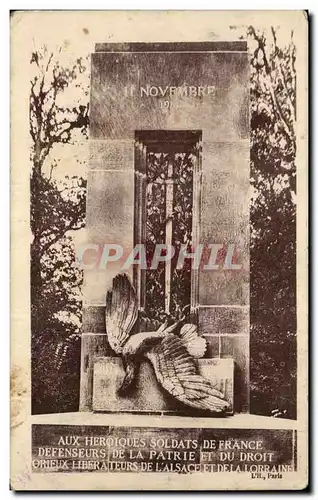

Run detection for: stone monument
[[80, 42, 250, 414]]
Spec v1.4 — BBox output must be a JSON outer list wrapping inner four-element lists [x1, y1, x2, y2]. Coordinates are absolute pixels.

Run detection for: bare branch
[[271, 27, 296, 124], [39, 217, 85, 258], [248, 26, 295, 142], [30, 47, 89, 172]]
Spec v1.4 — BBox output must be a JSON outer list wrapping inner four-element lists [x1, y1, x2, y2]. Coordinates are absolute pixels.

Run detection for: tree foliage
[[248, 27, 296, 418], [30, 46, 89, 414]]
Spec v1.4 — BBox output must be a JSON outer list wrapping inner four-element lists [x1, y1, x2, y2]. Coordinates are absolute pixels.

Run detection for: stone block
[[92, 356, 234, 415], [220, 335, 249, 413], [199, 305, 249, 334], [89, 139, 134, 170]]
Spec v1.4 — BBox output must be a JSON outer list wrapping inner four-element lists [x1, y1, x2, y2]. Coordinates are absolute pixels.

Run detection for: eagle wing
[[105, 274, 138, 354], [145, 333, 230, 413]]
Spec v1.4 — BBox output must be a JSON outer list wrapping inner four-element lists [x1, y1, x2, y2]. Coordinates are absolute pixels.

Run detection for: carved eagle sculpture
[[105, 273, 229, 414]]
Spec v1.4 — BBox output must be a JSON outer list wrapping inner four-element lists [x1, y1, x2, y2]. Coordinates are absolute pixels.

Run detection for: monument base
[[92, 356, 234, 415]]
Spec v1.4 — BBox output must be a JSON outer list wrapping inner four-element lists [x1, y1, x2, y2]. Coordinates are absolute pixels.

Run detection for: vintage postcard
[[10, 10, 308, 490]]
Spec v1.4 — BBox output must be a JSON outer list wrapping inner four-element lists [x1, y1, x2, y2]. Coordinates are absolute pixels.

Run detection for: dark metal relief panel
[[145, 151, 168, 320], [170, 151, 194, 319], [134, 131, 201, 324]]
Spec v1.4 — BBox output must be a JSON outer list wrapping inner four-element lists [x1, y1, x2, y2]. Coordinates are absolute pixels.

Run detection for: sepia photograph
[[10, 10, 308, 490]]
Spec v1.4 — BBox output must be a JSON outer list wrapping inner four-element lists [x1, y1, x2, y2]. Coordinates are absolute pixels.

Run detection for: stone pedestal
[[80, 42, 249, 414], [92, 357, 234, 415]]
